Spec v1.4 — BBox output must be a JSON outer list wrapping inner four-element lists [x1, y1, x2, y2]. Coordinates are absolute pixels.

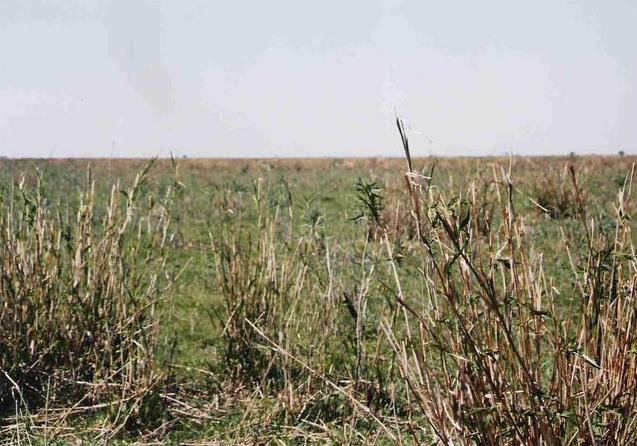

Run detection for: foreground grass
[[1, 155, 636, 444]]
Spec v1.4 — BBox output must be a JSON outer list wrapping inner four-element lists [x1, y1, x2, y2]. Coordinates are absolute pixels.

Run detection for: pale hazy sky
[[1, 0, 636, 157]]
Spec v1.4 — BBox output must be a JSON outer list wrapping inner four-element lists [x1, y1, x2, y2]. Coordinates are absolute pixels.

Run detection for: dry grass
[[0, 162, 177, 442], [1, 151, 637, 443]]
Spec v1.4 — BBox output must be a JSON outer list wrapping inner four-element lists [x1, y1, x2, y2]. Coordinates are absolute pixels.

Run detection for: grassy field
[[1, 154, 637, 444]]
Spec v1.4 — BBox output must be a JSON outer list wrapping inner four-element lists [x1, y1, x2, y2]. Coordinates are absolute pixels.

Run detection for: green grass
[[1, 155, 637, 444]]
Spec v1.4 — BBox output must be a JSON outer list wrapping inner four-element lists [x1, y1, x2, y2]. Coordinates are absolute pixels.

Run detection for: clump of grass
[[210, 175, 406, 440], [213, 178, 302, 386], [532, 164, 584, 219], [0, 163, 174, 439], [378, 124, 637, 444]]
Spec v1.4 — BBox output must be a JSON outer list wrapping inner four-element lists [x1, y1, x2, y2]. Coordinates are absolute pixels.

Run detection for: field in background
[[1, 155, 637, 444]]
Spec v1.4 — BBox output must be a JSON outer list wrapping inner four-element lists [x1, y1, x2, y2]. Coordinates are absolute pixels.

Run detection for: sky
[[0, 0, 636, 158]]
